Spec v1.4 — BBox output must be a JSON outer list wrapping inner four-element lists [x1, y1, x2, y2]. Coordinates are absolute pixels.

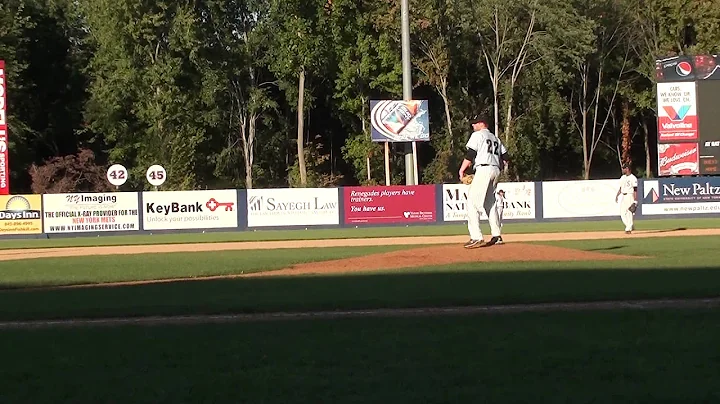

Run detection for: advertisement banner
[[0, 60, 9, 195], [642, 177, 720, 215], [247, 188, 339, 227], [442, 182, 535, 222], [42, 192, 139, 233], [370, 100, 430, 142], [542, 179, 621, 219], [0, 194, 42, 234], [658, 143, 700, 176], [344, 185, 435, 224], [700, 140, 720, 175], [142, 189, 237, 230], [656, 82, 698, 141]]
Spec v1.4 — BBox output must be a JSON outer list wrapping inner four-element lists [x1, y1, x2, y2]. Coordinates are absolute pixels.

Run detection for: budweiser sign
[[0, 60, 8, 195], [658, 143, 699, 176], [656, 82, 698, 141]]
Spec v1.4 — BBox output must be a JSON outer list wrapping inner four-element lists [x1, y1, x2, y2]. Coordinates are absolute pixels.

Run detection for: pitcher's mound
[[247, 243, 641, 277]]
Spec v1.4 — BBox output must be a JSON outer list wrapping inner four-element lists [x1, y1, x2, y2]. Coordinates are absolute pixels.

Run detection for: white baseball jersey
[[618, 174, 638, 195], [496, 193, 505, 209], [466, 129, 506, 169]]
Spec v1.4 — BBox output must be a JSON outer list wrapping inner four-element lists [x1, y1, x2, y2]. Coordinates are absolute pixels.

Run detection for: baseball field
[[2, 217, 720, 403]]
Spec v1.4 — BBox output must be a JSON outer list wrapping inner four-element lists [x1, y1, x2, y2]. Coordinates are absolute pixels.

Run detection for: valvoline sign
[[656, 82, 698, 141]]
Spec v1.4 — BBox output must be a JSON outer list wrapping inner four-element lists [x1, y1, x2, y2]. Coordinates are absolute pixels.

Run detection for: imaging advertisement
[[641, 177, 720, 215], [43, 192, 140, 233], [442, 182, 535, 222], [142, 189, 238, 230], [344, 185, 435, 225], [542, 179, 621, 219], [247, 188, 339, 227]]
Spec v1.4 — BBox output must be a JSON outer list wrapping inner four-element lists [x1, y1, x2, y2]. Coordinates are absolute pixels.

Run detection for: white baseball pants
[[466, 165, 502, 241], [619, 194, 634, 231]]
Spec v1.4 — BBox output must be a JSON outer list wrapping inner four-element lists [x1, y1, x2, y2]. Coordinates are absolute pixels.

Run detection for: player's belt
[[478, 164, 499, 167]]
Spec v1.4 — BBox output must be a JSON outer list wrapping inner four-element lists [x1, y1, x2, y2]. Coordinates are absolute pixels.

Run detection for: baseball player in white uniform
[[615, 164, 638, 234], [496, 189, 505, 227], [458, 116, 509, 248]]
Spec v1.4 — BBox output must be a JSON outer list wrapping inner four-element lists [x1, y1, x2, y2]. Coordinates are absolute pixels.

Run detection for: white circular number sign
[[106, 164, 128, 186], [146, 164, 167, 187]]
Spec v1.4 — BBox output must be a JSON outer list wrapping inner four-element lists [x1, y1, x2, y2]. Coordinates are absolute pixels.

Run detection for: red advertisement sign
[[0, 60, 8, 195], [656, 82, 698, 141], [658, 143, 700, 176], [344, 185, 436, 224]]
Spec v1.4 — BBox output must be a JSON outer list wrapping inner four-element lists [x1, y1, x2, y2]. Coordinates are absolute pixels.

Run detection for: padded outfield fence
[[1, 176, 719, 239]]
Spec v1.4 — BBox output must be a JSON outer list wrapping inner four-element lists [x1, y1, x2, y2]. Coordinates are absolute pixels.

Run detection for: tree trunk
[[362, 99, 370, 182], [582, 110, 589, 180], [621, 101, 631, 168], [297, 67, 307, 186], [245, 115, 257, 189], [643, 120, 652, 178]]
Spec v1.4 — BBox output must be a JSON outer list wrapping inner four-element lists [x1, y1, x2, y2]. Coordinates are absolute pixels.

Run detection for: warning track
[[0, 227, 717, 262]]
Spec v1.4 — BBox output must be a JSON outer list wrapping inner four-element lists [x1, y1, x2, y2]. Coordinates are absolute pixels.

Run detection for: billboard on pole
[[370, 100, 430, 142]]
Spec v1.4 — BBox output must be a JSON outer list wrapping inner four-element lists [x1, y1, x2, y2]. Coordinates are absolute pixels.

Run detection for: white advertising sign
[[247, 188, 339, 227], [142, 189, 238, 230], [542, 179, 620, 219], [442, 182, 535, 222], [43, 192, 140, 233]]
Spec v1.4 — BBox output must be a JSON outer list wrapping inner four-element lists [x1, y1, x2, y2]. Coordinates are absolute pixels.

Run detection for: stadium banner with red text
[[0, 60, 9, 195], [656, 82, 698, 142], [43, 192, 140, 233], [641, 177, 720, 216], [143, 190, 238, 230], [343, 185, 436, 224], [657, 143, 700, 176], [442, 182, 535, 222]]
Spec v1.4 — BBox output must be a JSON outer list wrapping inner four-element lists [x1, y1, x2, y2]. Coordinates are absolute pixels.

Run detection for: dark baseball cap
[[470, 114, 490, 125]]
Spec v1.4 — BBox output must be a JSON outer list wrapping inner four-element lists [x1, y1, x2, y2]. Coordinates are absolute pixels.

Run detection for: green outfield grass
[[1, 235, 719, 321], [2, 309, 720, 403], [0, 245, 410, 288], [1, 217, 719, 250]]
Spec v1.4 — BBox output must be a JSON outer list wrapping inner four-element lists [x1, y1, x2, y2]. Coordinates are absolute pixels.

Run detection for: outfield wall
[[1, 176, 719, 239]]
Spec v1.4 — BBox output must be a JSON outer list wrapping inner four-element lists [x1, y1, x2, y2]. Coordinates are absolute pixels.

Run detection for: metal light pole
[[401, 0, 417, 185]]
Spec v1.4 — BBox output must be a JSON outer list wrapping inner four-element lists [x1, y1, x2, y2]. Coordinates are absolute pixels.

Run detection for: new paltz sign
[[661, 182, 720, 202]]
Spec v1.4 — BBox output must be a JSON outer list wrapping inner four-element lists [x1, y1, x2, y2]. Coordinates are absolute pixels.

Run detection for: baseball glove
[[628, 202, 637, 214], [461, 174, 474, 185]]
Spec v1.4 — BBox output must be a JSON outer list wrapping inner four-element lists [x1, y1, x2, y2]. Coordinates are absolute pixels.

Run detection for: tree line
[[1, 0, 717, 193]]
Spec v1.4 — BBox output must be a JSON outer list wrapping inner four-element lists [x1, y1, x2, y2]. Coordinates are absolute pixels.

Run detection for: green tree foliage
[[3, 0, 720, 193]]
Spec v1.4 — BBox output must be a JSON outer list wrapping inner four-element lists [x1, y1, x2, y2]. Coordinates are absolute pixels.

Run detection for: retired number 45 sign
[[146, 164, 167, 187]]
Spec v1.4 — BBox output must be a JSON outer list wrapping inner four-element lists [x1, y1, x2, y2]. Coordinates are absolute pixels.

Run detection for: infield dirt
[[2, 227, 716, 288]]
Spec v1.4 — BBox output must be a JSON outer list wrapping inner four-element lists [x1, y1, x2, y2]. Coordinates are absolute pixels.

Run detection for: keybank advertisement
[[0, 194, 42, 234], [642, 177, 720, 215], [247, 188, 339, 227], [43, 192, 140, 233], [542, 179, 620, 219], [442, 183, 535, 222], [143, 190, 238, 230]]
